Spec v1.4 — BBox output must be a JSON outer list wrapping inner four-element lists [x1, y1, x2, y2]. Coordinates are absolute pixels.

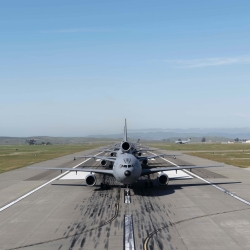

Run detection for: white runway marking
[[124, 215, 135, 250], [60, 171, 90, 180], [0, 152, 102, 212], [165, 170, 192, 179], [150, 151, 250, 206], [96, 159, 101, 161]]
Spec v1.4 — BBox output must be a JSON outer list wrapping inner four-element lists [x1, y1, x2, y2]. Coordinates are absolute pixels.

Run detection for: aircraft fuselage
[[113, 153, 141, 184]]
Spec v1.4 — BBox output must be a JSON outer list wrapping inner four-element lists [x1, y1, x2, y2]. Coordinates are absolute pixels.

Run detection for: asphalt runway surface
[[1, 147, 250, 250]]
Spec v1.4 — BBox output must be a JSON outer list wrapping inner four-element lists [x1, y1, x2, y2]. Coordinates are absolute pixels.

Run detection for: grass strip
[[0, 143, 107, 173], [148, 143, 250, 168]]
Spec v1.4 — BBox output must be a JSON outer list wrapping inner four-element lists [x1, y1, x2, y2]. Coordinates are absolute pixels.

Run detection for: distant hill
[[128, 127, 250, 134], [1, 127, 250, 144], [0, 136, 116, 145], [89, 128, 250, 141]]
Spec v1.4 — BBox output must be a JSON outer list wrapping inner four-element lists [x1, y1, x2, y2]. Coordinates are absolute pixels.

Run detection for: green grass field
[[147, 142, 250, 151], [0, 143, 107, 173], [147, 142, 250, 168], [187, 151, 250, 168], [1, 142, 250, 174]]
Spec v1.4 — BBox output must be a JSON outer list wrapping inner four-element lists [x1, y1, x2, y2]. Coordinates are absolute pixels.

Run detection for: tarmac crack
[[143, 207, 250, 250], [133, 183, 171, 250]]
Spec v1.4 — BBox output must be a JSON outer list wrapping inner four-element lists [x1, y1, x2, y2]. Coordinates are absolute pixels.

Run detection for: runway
[[1, 147, 250, 249]]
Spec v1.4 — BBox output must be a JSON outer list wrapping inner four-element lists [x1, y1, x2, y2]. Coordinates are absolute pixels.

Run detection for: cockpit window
[[121, 164, 133, 168]]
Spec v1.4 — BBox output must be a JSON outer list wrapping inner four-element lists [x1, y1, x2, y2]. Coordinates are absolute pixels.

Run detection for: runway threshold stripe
[[150, 151, 250, 206], [0, 152, 102, 212], [124, 215, 135, 250]]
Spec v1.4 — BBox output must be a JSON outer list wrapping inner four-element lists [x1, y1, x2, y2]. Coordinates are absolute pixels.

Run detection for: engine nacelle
[[137, 152, 142, 156], [142, 159, 148, 165], [85, 174, 97, 186], [157, 173, 169, 185], [101, 160, 107, 166], [110, 152, 116, 157], [121, 141, 131, 152]]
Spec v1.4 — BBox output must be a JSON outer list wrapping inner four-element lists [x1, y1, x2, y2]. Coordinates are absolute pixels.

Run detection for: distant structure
[[175, 138, 191, 144], [26, 139, 37, 145], [201, 137, 206, 142], [234, 138, 250, 143]]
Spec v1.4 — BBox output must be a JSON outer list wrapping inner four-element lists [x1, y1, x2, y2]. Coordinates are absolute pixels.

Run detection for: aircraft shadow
[[132, 185, 175, 197], [51, 181, 241, 197], [131, 181, 241, 197]]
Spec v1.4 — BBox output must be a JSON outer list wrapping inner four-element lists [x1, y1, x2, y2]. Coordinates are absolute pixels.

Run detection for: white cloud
[[164, 56, 250, 68]]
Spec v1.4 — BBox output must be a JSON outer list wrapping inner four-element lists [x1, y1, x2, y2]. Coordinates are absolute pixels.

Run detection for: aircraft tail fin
[[124, 119, 128, 141], [137, 139, 140, 143]]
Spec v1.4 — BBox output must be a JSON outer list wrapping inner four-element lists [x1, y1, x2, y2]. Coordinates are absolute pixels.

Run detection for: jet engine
[[137, 152, 142, 156], [85, 174, 97, 186], [101, 160, 107, 166], [142, 159, 148, 165], [157, 173, 169, 185], [121, 141, 131, 152], [110, 152, 116, 157]]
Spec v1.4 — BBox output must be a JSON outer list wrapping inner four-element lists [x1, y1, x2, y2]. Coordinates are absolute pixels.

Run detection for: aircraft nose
[[124, 170, 131, 177]]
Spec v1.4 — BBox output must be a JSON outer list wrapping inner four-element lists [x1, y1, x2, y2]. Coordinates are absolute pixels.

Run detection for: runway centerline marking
[[0, 152, 103, 212], [149, 151, 250, 206], [124, 215, 135, 250]]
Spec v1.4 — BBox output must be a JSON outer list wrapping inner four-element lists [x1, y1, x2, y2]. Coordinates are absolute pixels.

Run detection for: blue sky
[[1, 1, 250, 136]]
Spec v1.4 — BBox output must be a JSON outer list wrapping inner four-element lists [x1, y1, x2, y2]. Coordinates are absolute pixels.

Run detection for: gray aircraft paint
[[113, 153, 141, 184], [30, 121, 222, 186]]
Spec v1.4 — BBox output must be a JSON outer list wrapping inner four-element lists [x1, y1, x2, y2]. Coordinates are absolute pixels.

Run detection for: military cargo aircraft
[[70, 120, 175, 167], [31, 121, 221, 190]]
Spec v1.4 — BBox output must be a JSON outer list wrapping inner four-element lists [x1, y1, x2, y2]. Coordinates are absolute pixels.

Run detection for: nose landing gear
[[124, 185, 131, 203], [125, 185, 130, 196]]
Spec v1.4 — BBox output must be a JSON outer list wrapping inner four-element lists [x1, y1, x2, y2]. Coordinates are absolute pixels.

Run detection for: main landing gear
[[145, 175, 153, 188], [100, 182, 110, 189], [100, 175, 109, 189]]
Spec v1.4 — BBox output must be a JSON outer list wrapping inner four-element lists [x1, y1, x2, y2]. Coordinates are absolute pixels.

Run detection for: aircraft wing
[[72, 155, 116, 162], [99, 149, 116, 152], [98, 150, 118, 154], [29, 167, 114, 176], [141, 165, 223, 176], [135, 149, 155, 152], [137, 154, 167, 160]]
